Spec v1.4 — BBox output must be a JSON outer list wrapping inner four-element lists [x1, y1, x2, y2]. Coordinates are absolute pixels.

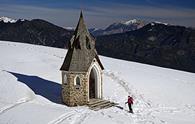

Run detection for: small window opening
[[74, 76, 81, 89], [76, 76, 80, 86], [75, 36, 81, 49], [64, 74, 67, 85], [86, 36, 91, 49]]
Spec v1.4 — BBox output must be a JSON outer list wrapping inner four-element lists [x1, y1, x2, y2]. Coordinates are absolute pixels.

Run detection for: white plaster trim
[[87, 58, 102, 101]]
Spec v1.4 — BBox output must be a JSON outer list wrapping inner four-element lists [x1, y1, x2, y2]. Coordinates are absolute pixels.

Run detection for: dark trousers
[[128, 103, 133, 113]]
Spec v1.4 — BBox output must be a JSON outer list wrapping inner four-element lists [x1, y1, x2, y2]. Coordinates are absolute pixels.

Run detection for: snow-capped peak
[[64, 27, 75, 30], [123, 19, 138, 25], [109, 19, 142, 27], [0, 16, 17, 23], [91, 28, 99, 32], [151, 21, 169, 26], [154, 21, 168, 25], [89, 28, 100, 32]]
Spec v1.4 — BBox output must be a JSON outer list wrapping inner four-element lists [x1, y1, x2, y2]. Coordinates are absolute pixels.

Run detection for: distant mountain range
[[65, 19, 146, 36], [0, 17, 195, 73], [90, 19, 146, 36], [96, 22, 195, 73], [0, 17, 72, 48]]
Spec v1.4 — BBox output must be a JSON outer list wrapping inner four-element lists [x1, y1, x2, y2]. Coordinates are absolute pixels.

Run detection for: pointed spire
[[80, 10, 83, 19], [60, 11, 104, 71], [69, 11, 92, 49], [77, 10, 83, 24], [74, 11, 89, 36]]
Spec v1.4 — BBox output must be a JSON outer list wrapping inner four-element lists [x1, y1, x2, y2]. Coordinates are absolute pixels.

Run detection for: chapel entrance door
[[89, 67, 97, 99]]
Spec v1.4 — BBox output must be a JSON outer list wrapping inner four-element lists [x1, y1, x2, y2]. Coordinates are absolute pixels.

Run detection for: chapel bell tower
[[60, 11, 104, 106]]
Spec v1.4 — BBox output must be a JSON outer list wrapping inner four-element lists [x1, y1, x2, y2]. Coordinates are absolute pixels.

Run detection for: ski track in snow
[[100, 110, 131, 124], [48, 109, 90, 124], [70, 110, 90, 124], [48, 111, 76, 124], [185, 104, 195, 112], [0, 97, 32, 115]]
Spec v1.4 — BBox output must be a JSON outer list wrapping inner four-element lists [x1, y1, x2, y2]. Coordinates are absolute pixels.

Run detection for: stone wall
[[61, 71, 88, 106], [61, 59, 103, 106]]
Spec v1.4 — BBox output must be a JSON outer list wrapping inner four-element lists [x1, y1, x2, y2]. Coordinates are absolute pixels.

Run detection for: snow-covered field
[[0, 40, 195, 124]]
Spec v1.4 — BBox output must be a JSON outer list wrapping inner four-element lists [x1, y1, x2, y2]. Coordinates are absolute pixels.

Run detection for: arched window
[[64, 74, 67, 85], [74, 75, 81, 86], [76, 77, 80, 85]]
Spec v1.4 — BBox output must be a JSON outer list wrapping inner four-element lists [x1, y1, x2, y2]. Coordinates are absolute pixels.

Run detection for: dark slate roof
[[60, 11, 104, 72]]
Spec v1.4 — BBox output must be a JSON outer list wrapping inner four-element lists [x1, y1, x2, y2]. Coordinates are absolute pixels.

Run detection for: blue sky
[[0, 0, 195, 28]]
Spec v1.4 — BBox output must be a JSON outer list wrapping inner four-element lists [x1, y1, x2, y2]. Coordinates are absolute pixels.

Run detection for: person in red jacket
[[125, 96, 133, 113]]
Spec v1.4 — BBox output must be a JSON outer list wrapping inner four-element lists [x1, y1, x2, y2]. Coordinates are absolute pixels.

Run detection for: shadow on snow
[[7, 71, 62, 104]]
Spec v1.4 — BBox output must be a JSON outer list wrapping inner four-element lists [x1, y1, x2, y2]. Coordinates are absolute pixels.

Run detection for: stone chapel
[[60, 11, 104, 106]]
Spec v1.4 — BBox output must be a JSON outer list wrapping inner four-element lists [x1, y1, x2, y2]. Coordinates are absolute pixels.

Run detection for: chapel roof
[[60, 11, 104, 72]]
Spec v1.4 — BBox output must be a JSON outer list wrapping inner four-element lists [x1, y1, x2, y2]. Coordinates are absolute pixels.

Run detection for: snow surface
[[0, 41, 195, 124]]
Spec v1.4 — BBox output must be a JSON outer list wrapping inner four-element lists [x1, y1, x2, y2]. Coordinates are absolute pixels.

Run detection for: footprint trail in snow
[[104, 70, 167, 124]]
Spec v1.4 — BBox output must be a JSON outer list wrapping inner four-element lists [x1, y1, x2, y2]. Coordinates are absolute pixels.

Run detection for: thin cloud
[[88, 3, 195, 18], [0, 3, 195, 28]]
